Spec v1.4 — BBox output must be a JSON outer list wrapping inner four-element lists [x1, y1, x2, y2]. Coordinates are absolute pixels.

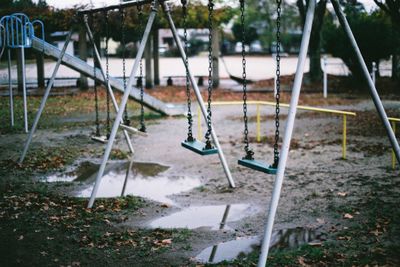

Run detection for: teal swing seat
[[238, 158, 277, 174], [181, 139, 218, 156]]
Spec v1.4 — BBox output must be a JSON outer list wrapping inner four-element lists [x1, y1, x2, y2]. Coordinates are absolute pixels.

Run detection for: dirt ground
[[0, 83, 399, 266]]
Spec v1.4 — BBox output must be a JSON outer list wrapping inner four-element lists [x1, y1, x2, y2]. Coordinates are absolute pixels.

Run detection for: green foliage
[[322, 5, 398, 79]]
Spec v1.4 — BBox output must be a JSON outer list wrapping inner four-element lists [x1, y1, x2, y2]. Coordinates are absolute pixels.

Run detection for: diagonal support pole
[[19, 30, 73, 163], [83, 15, 135, 154], [162, 1, 235, 188], [87, 2, 158, 208], [257, 0, 316, 266], [330, 0, 400, 164]]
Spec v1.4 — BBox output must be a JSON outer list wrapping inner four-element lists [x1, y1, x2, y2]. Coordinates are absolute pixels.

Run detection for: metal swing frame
[[87, 0, 235, 208], [257, 0, 400, 266], [19, 14, 137, 163], [17, 0, 235, 208]]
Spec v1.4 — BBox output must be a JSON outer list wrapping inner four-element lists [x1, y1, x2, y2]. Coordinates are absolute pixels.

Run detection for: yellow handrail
[[211, 101, 357, 116], [197, 100, 356, 160], [389, 117, 400, 123], [389, 118, 399, 170]]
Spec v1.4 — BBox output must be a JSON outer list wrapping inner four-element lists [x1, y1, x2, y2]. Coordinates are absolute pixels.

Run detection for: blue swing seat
[[181, 139, 218, 156], [238, 158, 277, 174]]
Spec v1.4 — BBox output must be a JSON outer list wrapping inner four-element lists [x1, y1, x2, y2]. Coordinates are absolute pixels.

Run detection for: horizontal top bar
[[78, 0, 154, 15], [389, 117, 400, 122], [212, 101, 357, 116]]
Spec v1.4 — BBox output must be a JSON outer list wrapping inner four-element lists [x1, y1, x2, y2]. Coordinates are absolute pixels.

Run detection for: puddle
[[195, 227, 318, 264], [47, 160, 200, 205], [149, 204, 259, 230], [47, 161, 98, 182], [46, 160, 169, 182], [196, 236, 260, 264]]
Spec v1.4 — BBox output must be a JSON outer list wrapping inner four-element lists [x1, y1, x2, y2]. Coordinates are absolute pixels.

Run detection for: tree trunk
[[145, 36, 154, 89], [17, 48, 24, 93], [153, 28, 160, 86], [392, 50, 400, 82], [212, 28, 220, 88], [35, 51, 45, 89], [297, 0, 327, 83], [79, 25, 88, 90]]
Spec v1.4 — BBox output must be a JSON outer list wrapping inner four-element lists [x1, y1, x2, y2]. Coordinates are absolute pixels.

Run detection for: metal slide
[[31, 36, 183, 116]]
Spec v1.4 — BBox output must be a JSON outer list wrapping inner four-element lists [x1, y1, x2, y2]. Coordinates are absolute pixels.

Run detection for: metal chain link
[[204, 0, 214, 149], [240, 0, 254, 160], [181, 0, 194, 142], [120, 8, 130, 126], [273, 0, 282, 167], [137, 5, 146, 132], [104, 10, 111, 139], [91, 14, 100, 137]]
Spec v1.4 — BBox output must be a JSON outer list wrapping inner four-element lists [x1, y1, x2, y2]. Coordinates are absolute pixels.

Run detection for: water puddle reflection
[[149, 204, 259, 230], [195, 227, 318, 264], [47, 160, 201, 205]]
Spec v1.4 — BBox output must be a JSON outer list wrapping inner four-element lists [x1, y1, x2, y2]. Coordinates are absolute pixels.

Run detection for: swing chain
[[205, 0, 214, 149], [240, 0, 254, 160], [182, 0, 194, 142], [91, 14, 100, 137], [120, 8, 130, 126], [104, 10, 111, 139], [138, 5, 146, 132], [273, 0, 282, 168]]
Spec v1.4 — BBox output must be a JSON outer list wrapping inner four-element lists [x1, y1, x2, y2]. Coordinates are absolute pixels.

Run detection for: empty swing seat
[[91, 135, 108, 144], [119, 124, 147, 137], [181, 139, 218, 156], [238, 158, 277, 174]]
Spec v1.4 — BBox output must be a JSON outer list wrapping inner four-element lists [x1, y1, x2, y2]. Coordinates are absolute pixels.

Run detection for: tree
[[297, 0, 327, 83], [322, 6, 397, 80], [373, 0, 400, 81]]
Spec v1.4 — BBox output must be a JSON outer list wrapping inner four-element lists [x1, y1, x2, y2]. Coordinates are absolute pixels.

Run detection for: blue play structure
[[0, 13, 44, 132]]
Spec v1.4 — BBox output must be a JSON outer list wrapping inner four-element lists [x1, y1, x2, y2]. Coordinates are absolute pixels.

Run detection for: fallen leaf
[[337, 192, 347, 197], [161, 238, 172, 245], [343, 213, 353, 219]]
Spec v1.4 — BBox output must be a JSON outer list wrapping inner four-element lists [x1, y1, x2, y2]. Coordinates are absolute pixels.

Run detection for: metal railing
[[196, 101, 356, 159]]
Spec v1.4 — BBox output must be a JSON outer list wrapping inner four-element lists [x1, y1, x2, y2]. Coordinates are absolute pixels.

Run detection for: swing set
[[89, 7, 147, 144], [15, 1, 400, 266]]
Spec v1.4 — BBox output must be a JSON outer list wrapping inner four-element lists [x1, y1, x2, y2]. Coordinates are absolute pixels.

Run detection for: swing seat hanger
[[91, 135, 108, 144], [119, 123, 148, 137], [181, 139, 218, 156]]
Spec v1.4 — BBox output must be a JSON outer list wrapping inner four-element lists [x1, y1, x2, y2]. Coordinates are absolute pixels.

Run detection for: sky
[[35, 0, 378, 11]]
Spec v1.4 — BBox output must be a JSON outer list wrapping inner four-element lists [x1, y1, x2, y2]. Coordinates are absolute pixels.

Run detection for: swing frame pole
[[257, 0, 316, 265], [21, 47, 28, 133], [162, 1, 235, 188], [330, 0, 400, 164], [19, 29, 73, 163], [87, 1, 158, 209], [7, 48, 14, 127], [83, 15, 135, 154]]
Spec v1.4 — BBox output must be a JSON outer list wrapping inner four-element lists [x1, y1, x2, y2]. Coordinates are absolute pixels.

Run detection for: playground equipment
[[84, 0, 235, 209], [0, 13, 45, 132], [90, 12, 111, 144], [256, 0, 400, 266], [237, 0, 280, 174], [181, 0, 218, 155], [14, 1, 400, 266], [18, 0, 235, 207]]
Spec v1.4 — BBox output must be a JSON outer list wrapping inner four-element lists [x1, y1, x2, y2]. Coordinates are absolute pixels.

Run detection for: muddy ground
[[0, 86, 399, 266]]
